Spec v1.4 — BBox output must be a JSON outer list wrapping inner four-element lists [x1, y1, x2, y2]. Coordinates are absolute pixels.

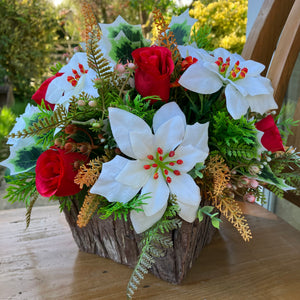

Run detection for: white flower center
[[215, 57, 248, 81], [143, 147, 183, 183]]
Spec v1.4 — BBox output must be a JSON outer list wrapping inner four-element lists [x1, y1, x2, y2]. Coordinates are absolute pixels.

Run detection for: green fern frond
[[8, 105, 69, 139], [126, 203, 181, 299], [87, 27, 114, 80]]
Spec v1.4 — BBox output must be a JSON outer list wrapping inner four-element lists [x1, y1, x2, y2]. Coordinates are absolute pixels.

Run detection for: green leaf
[[197, 210, 204, 222], [211, 217, 221, 229]]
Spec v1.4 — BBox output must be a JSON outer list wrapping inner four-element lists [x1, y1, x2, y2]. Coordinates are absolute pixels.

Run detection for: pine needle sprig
[[110, 94, 157, 127], [126, 202, 181, 299], [4, 172, 37, 207], [97, 193, 149, 222]]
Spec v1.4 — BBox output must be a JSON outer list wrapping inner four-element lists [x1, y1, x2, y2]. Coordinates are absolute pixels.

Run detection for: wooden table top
[[0, 202, 299, 300]]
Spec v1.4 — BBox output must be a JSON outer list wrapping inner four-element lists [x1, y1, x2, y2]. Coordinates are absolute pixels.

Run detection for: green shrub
[[190, 0, 248, 53], [0, 0, 60, 102]]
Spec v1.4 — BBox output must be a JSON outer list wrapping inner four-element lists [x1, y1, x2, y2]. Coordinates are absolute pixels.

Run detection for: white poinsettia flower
[[45, 52, 99, 109], [90, 102, 209, 233], [178, 47, 278, 119]]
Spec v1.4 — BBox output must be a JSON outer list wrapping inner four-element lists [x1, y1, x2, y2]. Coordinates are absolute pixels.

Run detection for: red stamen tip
[[159, 156, 163, 161], [176, 159, 183, 165], [169, 151, 175, 157], [147, 155, 154, 160], [169, 162, 175, 166], [152, 163, 158, 168], [174, 170, 181, 176], [157, 147, 163, 154], [143, 165, 151, 170], [166, 177, 172, 183], [164, 170, 169, 175], [153, 173, 159, 179]]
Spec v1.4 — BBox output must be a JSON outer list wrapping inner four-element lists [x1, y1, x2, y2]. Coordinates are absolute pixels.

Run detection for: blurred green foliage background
[[0, 0, 247, 137]]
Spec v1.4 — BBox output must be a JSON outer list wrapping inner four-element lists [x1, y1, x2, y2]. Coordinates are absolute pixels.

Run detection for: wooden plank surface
[[0, 203, 299, 299]]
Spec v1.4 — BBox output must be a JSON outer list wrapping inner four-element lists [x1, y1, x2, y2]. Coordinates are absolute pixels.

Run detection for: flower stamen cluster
[[143, 147, 182, 183], [67, 63, 89, 87], [215, 57, 248, 81]]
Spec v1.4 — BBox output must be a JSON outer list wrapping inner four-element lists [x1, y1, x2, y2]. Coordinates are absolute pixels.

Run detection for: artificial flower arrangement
[[2, 4, 300, 299]]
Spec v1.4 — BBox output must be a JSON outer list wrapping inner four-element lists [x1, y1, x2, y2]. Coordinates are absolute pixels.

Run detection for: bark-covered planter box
[[61, 198, 217, 284]]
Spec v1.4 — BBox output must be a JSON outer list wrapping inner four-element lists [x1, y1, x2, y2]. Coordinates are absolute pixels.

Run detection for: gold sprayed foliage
[[204, 154, 252, 242], [74, 156, 103, 188], [81, 1, 101, 44], [152, 8, 182, 78], [77, 192, 101, 228]]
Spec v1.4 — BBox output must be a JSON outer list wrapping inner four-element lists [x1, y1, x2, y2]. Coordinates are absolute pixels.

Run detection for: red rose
[[35, 148, 87, 197], [255, 115, 285, 152], [132, 46, 174, 103], [32, 72, 63, 110]]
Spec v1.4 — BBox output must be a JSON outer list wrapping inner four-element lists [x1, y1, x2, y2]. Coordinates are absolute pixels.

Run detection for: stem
[[119, 71, 133, 98]]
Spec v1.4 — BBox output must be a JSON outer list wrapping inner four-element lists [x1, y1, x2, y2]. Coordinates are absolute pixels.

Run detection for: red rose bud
[[35, 148, 88, 197], [132, 46, 174, 104], [32, 72, 63, 110], [255, 115, 285, 153]]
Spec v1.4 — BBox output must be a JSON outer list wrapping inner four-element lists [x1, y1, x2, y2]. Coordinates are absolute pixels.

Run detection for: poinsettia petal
[[152, 102, 186, 134], [45, 76, 66, 103], [108, 107, 152, 158], [179, 62, 223, 94], [246, 93, 278, 115], [130, 131, 155, 159], [240, 59, 265, 76], [141, 171, 169, 216], [178, 45, 206, 60], [235, 76, 272, 96], [225, 84, 250, 119], [90, 156, 140, 203], [130, 202, 167, 234], [212, 48, 232, 61], [170, 145, 204, 173], [116, 159, 151, 189], [46, 52, 98, 106], [181, 122, 209, 159], [168, 173, 201, 206], [154, 116, 185, 153], [177, 201, 199, 223]]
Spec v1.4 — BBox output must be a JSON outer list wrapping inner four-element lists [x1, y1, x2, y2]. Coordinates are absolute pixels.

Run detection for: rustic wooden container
[[62, 198, 217, 284]]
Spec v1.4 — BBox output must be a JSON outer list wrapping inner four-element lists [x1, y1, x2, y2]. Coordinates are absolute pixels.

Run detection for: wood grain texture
[[241, 0, 295, 75], [1, 202, 299, 299], [61, 198, 217, 284], [266, 0, 300, 111]]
